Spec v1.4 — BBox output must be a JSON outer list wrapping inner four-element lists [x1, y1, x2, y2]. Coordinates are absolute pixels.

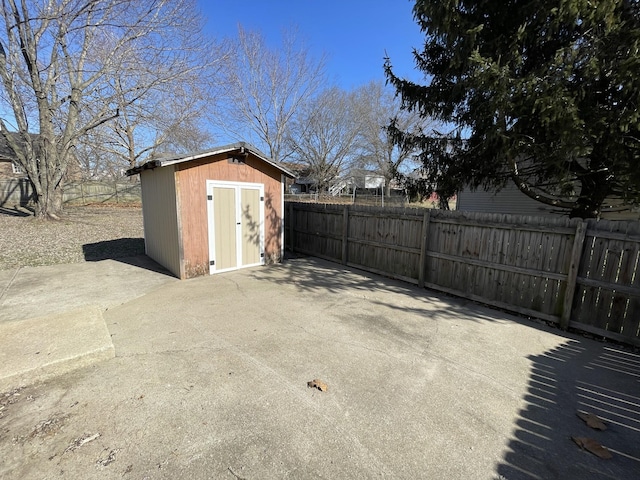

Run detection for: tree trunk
[[385, 177, 392, 198], [34, 183, 64, 219], [569, 157, 610, 219], [570, 192, 608, 219]]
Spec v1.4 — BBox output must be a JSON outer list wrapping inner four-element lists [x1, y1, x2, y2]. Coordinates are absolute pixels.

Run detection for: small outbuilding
[[126, 142, 295, 279]]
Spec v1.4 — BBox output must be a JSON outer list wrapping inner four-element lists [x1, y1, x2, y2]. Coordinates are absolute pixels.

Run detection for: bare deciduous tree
[[215, 26, 327, 162], [352, 81, 437, 196], [286, 87, 361, 192], [75, 64, 218, 180], [0, 0, 212, 218]]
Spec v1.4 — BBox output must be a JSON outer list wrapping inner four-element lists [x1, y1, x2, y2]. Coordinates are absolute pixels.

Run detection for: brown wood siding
[[140, 166, 181, 277], [175, 152, 283, 278]]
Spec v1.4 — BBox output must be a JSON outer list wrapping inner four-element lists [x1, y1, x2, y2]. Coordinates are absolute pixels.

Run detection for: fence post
[[80, 182, 85, 205], [114, 181, 119, 204], [418, 210, 431, 288], [288, 202, 294, 252], [342, 205, 350, 265], [560, 221, 587, 330]]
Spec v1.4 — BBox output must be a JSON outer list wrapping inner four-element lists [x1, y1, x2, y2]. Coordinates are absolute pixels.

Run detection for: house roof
[[0, 132, 39, 161], [0, 137, 14, 160], [125, 142, 296, 178]]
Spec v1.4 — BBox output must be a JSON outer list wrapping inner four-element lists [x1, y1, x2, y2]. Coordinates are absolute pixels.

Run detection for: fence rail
[[285, 193, 407, 207], [286, 202, 640, 346]]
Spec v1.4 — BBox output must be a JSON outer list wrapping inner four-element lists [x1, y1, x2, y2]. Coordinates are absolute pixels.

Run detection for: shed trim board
[[281, 174, 285, 261], [206, 180, 265, 274], [175, 170, 186, 279]]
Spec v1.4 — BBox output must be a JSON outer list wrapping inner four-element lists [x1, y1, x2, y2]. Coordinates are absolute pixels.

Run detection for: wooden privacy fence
[[0, 180, 141, 206], [0, 178, 33, 206], [63, 181, 141, 205], [286, 202, 640, 346]]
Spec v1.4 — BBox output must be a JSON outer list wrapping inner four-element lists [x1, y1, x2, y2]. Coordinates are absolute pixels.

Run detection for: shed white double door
[[206, 181, 265, 274]]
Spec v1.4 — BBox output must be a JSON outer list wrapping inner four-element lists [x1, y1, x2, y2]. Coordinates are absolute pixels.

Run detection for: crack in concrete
[[0, 267, 20, 309]]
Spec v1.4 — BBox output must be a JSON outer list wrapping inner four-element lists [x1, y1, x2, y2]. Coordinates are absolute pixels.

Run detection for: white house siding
[[140, 166, 181, 276], [457, 182, 640, 220], [457, 183, 559, 216]]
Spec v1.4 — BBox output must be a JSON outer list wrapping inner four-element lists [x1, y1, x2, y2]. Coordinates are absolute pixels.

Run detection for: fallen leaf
[[64, 432, 100, 454], [577, 412, 607, 430], [96, 448, 119, 467], [307, 379, 328, 392], [571, 436, 613, 459]]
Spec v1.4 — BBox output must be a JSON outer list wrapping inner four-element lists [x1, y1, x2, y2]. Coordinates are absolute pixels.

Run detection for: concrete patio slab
[[0, 306, 114, 391], [0, 256, 176, 323], [0, 256, 638, 480]]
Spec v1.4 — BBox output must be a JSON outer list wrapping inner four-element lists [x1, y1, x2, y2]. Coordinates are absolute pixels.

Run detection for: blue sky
[[197, 0, 425, 89]]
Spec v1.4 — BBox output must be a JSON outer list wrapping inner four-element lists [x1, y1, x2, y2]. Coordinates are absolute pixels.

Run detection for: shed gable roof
[[125, 142, 295, 178]]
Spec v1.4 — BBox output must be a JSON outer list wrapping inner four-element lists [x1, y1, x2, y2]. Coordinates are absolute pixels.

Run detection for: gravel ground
[[0, 205, 144, 271]]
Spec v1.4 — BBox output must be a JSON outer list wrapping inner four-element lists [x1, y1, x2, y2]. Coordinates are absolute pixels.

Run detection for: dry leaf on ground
[[64, 432, 100, 453], [571, 436, 613, 459], [577, 412, 607, 430], [307, 379, 328, 392], [96, 448, 119, 467]]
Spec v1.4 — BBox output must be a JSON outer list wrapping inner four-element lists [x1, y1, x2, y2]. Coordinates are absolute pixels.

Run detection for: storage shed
[[126, 142, 295, 279]]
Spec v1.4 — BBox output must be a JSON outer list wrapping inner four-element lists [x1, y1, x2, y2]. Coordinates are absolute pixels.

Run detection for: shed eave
[[125, 142, 296, 178]]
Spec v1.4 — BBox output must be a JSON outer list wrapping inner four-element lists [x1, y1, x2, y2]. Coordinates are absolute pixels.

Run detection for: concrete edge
[[0, 305, 115, 392]]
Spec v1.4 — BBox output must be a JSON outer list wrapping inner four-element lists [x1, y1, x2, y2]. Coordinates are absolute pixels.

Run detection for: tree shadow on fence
[[496, 340, 640, 479], [82, 238, 171, 276]]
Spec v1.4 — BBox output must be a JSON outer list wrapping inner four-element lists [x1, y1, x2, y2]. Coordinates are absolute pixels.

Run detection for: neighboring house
[[457, 182, 640, 220], [0, 135, 27, 180], [126, 142, 295, 279], [283, 164, 340, 194], [344, 169, 386, 190], [280, 163, 314, 194], [0, 134, 34, 207]]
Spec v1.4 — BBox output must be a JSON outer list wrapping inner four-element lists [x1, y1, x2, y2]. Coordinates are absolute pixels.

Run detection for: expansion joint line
[[0, 267, 20, 307]]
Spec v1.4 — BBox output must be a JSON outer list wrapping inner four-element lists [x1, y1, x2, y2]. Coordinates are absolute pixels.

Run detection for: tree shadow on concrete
[[496, 340, 640, 479], [82, 239, 172, 276], [0, 205, 33, 217], [251, 254, 523, 324], [250, 254, 640, 479]]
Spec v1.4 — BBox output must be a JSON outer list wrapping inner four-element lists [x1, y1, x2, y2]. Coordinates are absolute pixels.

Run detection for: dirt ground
[[0, 205, 144, 271]]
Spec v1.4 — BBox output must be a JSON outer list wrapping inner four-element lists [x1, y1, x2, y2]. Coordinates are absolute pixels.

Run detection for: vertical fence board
[[288, 202, 294, 251], [620, 221, 640, 339], [418, 211, 430, 288], [560, 222, 587, 329], [341, 206, 349, 264]]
